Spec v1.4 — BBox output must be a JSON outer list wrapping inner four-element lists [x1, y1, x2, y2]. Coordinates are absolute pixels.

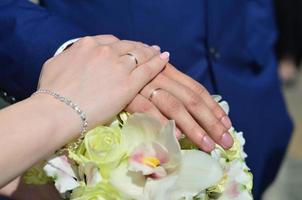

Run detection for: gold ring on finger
[[148, 88, 162, 101], [126, 53, 138, 66]]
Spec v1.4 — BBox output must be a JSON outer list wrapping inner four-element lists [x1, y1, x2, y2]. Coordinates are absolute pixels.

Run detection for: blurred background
[[1, 0, 302, 199], [262, 1, 302, 199], [262, 73, 302, 200]]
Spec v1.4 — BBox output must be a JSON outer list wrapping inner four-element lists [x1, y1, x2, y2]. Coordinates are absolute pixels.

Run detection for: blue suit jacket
[[0, 0, 293, 199]]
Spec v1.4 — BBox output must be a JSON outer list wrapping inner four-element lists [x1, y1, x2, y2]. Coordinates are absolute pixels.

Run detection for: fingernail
[[160, 51, 170, 59], [221, 116, 232, 129], [220, 133, 234, 149], [202, 135, 215, 151], [152, 45, 161, 51]]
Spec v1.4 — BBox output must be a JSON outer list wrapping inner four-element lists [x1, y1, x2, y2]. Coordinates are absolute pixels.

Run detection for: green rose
[[84, 126, 124, 163], [71, 182, 122, 200], [69, 125, 126, 178]]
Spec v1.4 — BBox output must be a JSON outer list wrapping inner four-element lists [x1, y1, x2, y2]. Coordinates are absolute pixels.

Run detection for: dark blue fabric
[[0, 0, 293, 199], [0, 0, 86, 99]]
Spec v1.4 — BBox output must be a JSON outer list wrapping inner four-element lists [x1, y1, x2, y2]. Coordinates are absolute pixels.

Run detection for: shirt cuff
[[54, 38, 80, 56]]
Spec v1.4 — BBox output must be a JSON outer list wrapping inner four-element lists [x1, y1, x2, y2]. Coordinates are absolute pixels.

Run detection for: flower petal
[[109, 161, 145, 199], [78, 162, 102, 186], [121, 114, 162, 152], [43, 156, 80, 193], [170, 150, 223, 199], [143, 174, 178, 200], [158, 121, 182, 170], [212, 95, 222, 102], [129, 142, 169, 176], [219, 190, 253, 200], [218, 101, 229, 115]]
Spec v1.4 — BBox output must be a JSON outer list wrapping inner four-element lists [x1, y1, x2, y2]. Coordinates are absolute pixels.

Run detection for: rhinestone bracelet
[[32, 89, 88, 151]]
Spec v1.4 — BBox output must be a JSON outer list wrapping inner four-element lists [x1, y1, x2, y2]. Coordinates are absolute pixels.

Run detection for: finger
[[144, 88, 216, 152], [130, 52, 170, 89], [119, 45, 160, 70], [119, 43, 161, 70], [141, 74, 233, 149], [162, 63, 232, 129], [125, 94, 182, 138], [106, 39, 159, 55]]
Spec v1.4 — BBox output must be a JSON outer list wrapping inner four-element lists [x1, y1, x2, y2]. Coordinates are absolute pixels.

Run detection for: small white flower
[[44, 155, 80, 193]]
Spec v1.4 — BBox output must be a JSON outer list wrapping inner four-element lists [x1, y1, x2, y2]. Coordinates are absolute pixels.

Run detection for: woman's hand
[[0, 35, 169, 186], [37, 35, 169, 133]]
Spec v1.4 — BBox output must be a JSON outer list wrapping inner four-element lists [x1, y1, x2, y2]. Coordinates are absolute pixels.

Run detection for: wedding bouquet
[[24, 97, 253, 200]]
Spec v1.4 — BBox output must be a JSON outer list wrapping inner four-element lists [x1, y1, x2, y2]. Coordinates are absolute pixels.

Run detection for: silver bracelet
[[32, 89, 88, 138]]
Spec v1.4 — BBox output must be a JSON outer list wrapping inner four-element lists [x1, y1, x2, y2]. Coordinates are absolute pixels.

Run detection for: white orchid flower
[[44, 155, 80, 193], [44, 155, 103, 194], [109, 114, 223, 200], [216, 160, 253, 200]]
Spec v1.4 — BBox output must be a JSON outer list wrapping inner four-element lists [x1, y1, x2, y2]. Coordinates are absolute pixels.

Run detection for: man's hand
[[84, 35, 233, 152], [126, 64, 233, 152]]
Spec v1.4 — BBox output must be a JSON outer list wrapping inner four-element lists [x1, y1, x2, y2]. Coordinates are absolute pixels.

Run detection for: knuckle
[[136, 42, 145, 47], [188, 126, 204, 139], [144, 47, 155, 57], [120, 40, 132, 46], [151, 47, 160, 55], [213, 105, 226, 120], [193, 84, 207, 97], [208, 120, 226, 137], [188, 127, 199, 136], [133, 41, 145, 49], [78, 36, 96, 46], [102, 34, 119, 42], [165, 96, 183, 114], [186, 91, 202, 108]]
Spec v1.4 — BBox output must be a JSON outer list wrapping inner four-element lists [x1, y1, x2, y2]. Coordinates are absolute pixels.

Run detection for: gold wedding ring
[[126, 53, 138, 66], [148, 88, 162, 101]]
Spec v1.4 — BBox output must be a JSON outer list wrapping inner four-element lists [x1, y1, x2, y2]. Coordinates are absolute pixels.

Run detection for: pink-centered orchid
[[109, 114, 223, 200]]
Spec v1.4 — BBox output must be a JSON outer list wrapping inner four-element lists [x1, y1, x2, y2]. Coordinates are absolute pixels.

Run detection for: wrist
[[27, 94, 82, 143]]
